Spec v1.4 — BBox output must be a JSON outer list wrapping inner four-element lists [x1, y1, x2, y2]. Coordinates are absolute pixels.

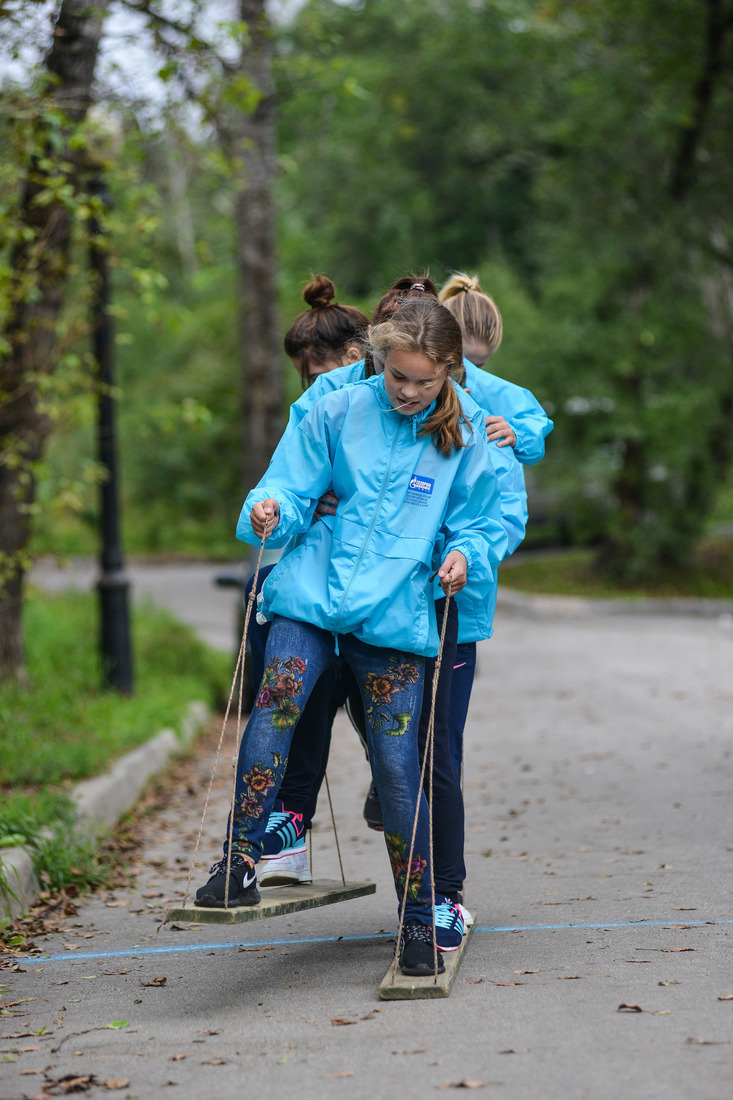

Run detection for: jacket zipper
[[333, 417, 401, 640]]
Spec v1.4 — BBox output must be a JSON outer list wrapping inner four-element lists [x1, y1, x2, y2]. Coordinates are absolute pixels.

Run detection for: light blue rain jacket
[[286, 359, 528, 644], [236, 374, 507, 658], [463, 359, 553, 466]]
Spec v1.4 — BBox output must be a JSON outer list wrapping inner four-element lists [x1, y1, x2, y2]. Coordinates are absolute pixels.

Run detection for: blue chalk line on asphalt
[[20, 917, 733, 965]]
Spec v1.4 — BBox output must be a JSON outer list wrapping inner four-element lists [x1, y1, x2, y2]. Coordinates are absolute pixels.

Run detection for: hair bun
[[303, 275, 336, 309]]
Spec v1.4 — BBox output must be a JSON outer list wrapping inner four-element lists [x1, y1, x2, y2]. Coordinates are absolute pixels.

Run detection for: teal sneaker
[[434, 897, 465, 951]]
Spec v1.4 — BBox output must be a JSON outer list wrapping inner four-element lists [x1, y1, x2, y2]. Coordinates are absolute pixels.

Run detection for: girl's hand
[[250, 499, 280, 539], [438, 550, 468, 595], [315, 490, 339, 518], [485, 415, 517, 448]]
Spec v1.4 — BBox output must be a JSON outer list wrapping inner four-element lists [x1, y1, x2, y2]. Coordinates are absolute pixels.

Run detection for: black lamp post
[[89, 174, 133, 693]]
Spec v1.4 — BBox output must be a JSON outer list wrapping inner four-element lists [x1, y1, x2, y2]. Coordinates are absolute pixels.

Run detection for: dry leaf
[[102, 969, 128, 976], [498, 1049, 527, 1055], [515, 969, 539, 975], [393, 1048, 426, 1055], [56, 1074, 96, 1093], [103, 1080, 130, 1090], [330, 1018, 357, 1026], [201, 1059, 227, 1065], [494, 980, 523, 986], [686, 1037, 722, 1045], [20, 1068, 43, 1075], [326, 1072, 354, 1079], [104, 899, 130, 907], [169, 1053, 186, 1061], [618, 1004, 643, 1013], [557, 975, 583, 980], [673, 907, 697, 911], [661, 947, 696, 953], [465, 978, 483, 984], [239, 945, 272, 952], [141, 976, 167, 987], [718, 994, 733, 1001]]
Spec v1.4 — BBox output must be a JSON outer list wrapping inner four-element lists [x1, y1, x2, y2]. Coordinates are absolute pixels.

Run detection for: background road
[[4, 560, 732, 1099]]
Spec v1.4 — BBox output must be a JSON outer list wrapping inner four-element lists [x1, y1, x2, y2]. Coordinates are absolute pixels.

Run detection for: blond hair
[[439, 272, 503, 358]]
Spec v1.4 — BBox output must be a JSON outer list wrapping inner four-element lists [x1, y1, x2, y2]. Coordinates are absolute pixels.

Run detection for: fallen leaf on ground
[[661, 947, 696, 953], [105, 899, 130, 907], [141, 976, 167, 987], [169, 1053, 186, 1061], [239, 945, 273, 952], [618, 1004, 643, 1013], [393, 1048, 426, 1055], [326, 1072, 354, 1078], [494, 980, 523, 986], [55, 1073, 96, 1092], [498, 1049, 527, 1054], [331, 1018, 357, 1026], [718, 995, 733, 1001], [515, 969, 539, 975], [557, 975, 583, 980], [686, 1037, 723, 1045], [201, 1058, 227, 1065], [103, 1080, 130, 1090]]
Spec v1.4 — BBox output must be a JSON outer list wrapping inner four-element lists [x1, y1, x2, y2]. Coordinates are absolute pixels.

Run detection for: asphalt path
[[4, 560, 733, 1099]]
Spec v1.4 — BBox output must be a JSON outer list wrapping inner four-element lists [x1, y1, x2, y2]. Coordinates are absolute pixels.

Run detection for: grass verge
[[0, 592, 228, 909], [499, 537, 733, 599]]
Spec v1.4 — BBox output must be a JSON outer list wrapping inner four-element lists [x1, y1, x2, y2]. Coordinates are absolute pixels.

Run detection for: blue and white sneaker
[[261, 800, 306, 857], [434, 896, 465, 951]]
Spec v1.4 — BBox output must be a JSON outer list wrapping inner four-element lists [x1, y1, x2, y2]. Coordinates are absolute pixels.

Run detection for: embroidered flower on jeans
[[385, 830, 427, 902], [256, 655, 305, 731]]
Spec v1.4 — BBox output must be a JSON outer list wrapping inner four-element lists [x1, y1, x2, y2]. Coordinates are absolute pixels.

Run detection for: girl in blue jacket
[[259, 277, 529, 950], [439, 273, 553, 774], [196, 298, 507, 975]]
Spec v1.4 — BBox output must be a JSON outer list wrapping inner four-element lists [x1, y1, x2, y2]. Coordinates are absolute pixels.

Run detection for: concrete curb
[[0, 700, 210, 926], [497, 586, 733, 619]]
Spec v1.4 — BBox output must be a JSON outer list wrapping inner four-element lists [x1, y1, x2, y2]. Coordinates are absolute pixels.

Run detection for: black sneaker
[[398, 919, 445, 976], [195, 854, 260, 908], [363, 780, 384, 831]]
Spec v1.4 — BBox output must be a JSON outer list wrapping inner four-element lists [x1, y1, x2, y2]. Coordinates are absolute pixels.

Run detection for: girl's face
[[462, 338, 492, 370], [383, 348, 445, 415]]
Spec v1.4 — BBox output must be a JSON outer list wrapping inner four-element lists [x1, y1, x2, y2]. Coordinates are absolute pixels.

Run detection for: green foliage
[[500, 537, 733, 599], [0, 590, 227, 895], [8, 0, 733, 581]]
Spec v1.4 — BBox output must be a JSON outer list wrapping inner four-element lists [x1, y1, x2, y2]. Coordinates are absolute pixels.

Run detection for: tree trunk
[[231, 0, 284, 492], [0, 0, 109, 683]]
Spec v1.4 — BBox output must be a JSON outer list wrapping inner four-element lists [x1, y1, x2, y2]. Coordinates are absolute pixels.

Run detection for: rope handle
[[390, 581, 452, 984], [179, 516, 270, 910]]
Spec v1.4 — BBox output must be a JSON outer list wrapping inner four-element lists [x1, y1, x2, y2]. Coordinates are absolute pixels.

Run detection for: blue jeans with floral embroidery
[[224, 616, 433, 924]]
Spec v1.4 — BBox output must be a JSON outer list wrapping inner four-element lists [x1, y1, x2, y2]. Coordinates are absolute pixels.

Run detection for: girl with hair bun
[[283, 275, 368, 387], [196, 297, 507, 977]]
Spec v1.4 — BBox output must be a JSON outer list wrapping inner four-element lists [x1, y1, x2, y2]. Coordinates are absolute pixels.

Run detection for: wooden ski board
[[164, 879, 376, 925], [378, 916, 476, 1000]]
